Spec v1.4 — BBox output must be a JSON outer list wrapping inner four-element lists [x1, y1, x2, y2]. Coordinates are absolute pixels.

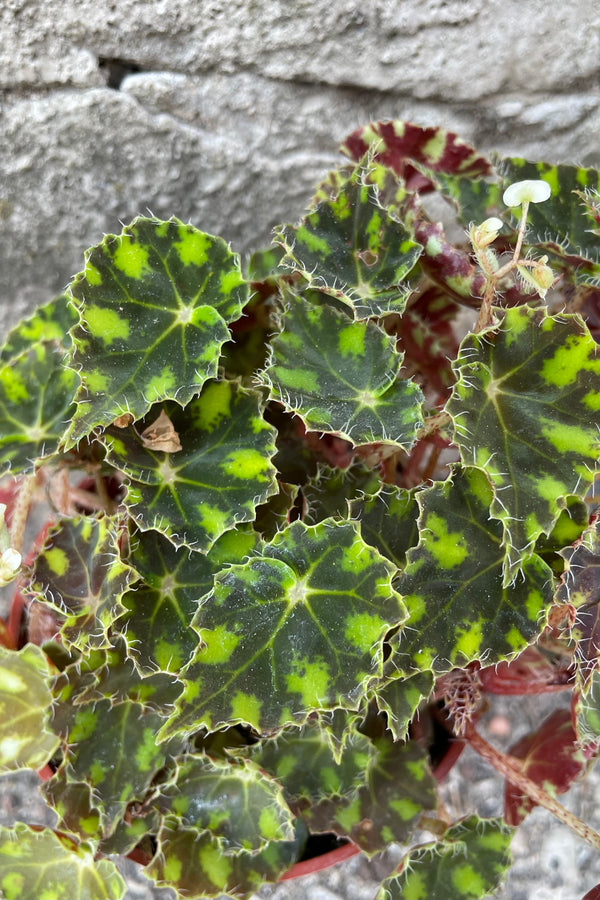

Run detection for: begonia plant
[[0, 119, 599, 900]]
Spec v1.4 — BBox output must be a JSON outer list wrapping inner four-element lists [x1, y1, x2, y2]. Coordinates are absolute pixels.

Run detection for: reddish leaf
[[504, 708, 585, 826], [581, 885, 600, 900], [395, 286, 460, 396], [478, 645, 573, 696], [342, 120, 492, 190]]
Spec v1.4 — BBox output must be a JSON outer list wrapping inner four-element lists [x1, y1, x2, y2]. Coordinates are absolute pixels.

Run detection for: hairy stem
[[9, 473, 37, 555], [465, 724, 600, 853]]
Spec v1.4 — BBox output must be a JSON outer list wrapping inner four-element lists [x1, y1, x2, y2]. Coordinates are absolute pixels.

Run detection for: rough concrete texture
[[2, 2, 600, 898], [2, 0, 600, 328]]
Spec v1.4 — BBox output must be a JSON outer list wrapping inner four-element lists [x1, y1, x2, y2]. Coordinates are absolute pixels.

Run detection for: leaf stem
[[465, 724, 600, 853]]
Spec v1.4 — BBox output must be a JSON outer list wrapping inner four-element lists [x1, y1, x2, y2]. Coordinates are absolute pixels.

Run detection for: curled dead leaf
[[140, 409, 182, 453]]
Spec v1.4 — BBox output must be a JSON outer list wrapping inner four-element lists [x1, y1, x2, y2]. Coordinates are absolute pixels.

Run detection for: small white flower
[[503, 180, 551, 207]]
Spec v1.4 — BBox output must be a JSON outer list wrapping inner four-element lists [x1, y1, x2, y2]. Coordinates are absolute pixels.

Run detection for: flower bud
[[517, 256, 555, 298], [470, 217, 504, 249]]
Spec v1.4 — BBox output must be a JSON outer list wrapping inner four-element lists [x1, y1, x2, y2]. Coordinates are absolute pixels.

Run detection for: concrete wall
[[2, 0, 600, 331]]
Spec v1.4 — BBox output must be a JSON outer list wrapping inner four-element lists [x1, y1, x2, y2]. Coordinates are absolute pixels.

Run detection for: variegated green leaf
[[160, 518, 405, 736], [262, 293, 424, 446], [156, 754, 295, 852], [373, 670, 435, 742], [0, 644, 60, 771], [27, 516, 135, 650], [0, 825, 125, 900], [42, 772, 102, 844], [574, 669, 600, 748], [447, 306, 600, 579], [332, 736, 437, 855], [64, 217, 247, 447], [243, 720, 375, 807], [50, 696, 184, 838], [0, 342, 78, 476], [499, 158, 600, 282], [276, 164, 422, 316], [350, 484, 420, 570], [103, 383, 278, 551], [396, 467, 554, 674], [120, 526, 259, 673], [0, 293, 77, 363], [377, 816, 513, 900], [51, 637, 183, 715], [302, 462, 381, 524], [148, 819, 305, 899], [558, 518, 600, 688]]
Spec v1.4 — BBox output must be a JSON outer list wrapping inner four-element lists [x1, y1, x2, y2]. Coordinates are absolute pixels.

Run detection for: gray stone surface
[[2, 0, 600, 330]]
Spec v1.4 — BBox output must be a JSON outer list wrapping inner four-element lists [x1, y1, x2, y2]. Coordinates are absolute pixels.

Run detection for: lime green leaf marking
[[447, 306, 600, 580], [0, 825, 125, 900], [262, 293, 423, 447], [377, 816, 513, 900], [84, 305, 130, 344], [397, 467, 554, 673], [160, 519, 405, 735], [0, 645, 60, 771], [103, 384, 278, 551], [276, 163, 422, 317], [64, 217, 248, 446]]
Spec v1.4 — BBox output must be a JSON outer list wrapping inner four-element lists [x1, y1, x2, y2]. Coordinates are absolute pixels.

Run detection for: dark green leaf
[[276, 164, 422, 316], [243, 720, 374, 806], [396, 467, 554, 673], [499, 158, 600, 282], [51, 697, 184, 838], [0, 293, 77, 363], [262, 293, 424, 447], [447, 306, 600, 579], [148, 818, 305, 899], [156, 754, 294, 851], [27, 516, 135, 650], [332, 736, 437, 855], [0, 342, 78, 476], [64, 217, 247, 446], [120, 526, 259, 673], [373, 670, 435, 742], [302, 462, 381, 524], [161, 518, 405, 735], [52, 637, 183, 714], [377, 815, 513, 900], [103, 382, 278, 551], [350, 484, 420, 569]]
